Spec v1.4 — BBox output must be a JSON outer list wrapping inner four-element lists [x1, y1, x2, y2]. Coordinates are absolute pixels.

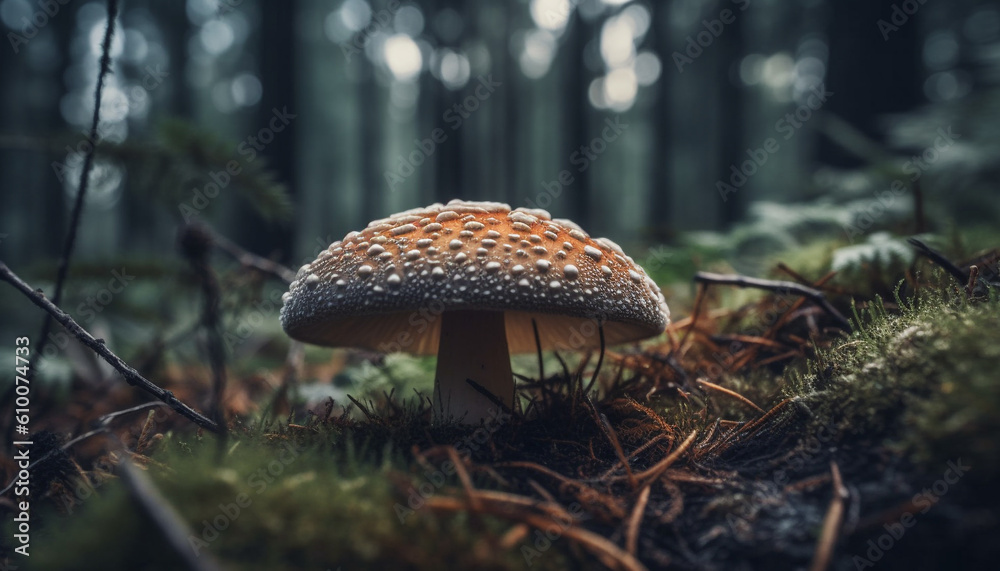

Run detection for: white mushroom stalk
[[280, 199, 670, 424], [434, 310, 513, 421]]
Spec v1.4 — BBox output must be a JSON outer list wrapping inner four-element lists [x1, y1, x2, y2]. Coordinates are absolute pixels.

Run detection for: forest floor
[[3, 228, 1000, 571]]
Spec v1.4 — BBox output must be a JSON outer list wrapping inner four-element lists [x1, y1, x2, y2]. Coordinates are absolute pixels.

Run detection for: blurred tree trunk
[[717, 6, 746, 226], [19, 5, 79, 262], [359, 57, 381, 221], [418, 71, 439, 206], [648, 6, 673, 241], [820, 0, 921, 167], [159, 0, 192, 117], [237, 0, 298, 256], [433, 89, 466, 202], [498, 1, 518, 205], [434, 0, 466, 202], [563, 11, 592, 227], [415, 0, 440, 206]]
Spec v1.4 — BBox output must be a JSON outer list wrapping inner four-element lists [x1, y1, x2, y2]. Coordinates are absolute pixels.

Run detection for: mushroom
[[280, 200, 669, 423]]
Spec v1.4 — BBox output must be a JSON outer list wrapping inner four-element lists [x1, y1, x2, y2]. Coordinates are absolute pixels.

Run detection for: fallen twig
[[583, 396, 636, 488], [598, 434, 672, 481], [809, 461, 849, 571], [907, 238, 967, 283], [426, 495, 648, 571], [0, 261, 220, 433], [447, 446, 482, 512], [208, 226, 296, 283], [625, 485, 651, 556], [694, 271, 851, 331], [631, 430, 698, 486], [696, 379, 766, 414], [967, 265, 980, 297], [492, 460, 625, 518], [671, 283, 708, 359]]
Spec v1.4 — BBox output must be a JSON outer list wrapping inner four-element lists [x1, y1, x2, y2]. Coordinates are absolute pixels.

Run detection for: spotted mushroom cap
[[280, 200, 669, 355]]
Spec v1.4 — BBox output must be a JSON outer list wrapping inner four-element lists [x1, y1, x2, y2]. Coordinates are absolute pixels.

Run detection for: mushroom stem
[[434, 309, 514, 423]]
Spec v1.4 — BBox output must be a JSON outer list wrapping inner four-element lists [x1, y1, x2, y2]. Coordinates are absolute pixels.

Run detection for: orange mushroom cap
[[280, 199, 669, 354]]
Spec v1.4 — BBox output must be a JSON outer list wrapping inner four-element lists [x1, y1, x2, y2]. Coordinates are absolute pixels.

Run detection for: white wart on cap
[[280, 199, 669, 422]]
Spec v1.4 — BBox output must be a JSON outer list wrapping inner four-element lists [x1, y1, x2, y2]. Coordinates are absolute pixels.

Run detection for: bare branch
[[207, 225, 296, 283], [907, 237, 968, 283], [0, 261, 220, 433], [694, 271, 852, 331]]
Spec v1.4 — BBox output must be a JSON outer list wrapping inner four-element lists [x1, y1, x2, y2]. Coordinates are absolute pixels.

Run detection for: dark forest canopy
[[0, 0, 997, 271]]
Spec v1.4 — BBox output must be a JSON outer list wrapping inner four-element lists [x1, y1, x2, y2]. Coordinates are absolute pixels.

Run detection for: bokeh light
[[394, 4, 424, 36], [600, 15, 635, 68], [340, 0, 373, 32], [0, 0, 32, 29], [384, 33, 423, 82], [519, 28, 557, 79], [199, 19, 235, 55], [634, 50, 661, 86], [604, 66, 638, 111], [435, 48, 471, 90], [530, 0, 571, 33], [231, 73, 263, 107]]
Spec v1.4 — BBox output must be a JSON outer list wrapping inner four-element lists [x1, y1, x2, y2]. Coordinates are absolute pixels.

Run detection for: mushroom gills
[[434, 309, 514, 422]]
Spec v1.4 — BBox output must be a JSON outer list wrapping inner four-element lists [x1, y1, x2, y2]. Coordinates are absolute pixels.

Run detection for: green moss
[[28, 434, 570, 571], [791, 284, 1000, 476]]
